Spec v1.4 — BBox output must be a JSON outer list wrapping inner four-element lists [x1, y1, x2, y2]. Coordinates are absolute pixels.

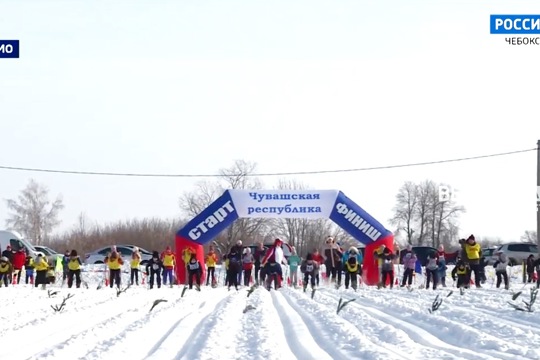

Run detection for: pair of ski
[[181, 284, 201, 297], [303, 286, 316, 299]]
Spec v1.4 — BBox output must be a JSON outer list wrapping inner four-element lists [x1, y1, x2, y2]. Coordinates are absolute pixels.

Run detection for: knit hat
[[467, 234, 475, 242], [306, 253, 313, 260]]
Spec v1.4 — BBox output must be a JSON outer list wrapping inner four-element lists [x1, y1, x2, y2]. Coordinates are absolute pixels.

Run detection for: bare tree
[[178, 180, 222, 218], [5, 179, 64, 245], [521, 230, 538, 243], [390, 181, 418, 244], [415, 180, 433, 246]]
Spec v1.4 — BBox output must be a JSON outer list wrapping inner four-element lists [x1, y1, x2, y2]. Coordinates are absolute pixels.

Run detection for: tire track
[[321, 289, 528, 360], [283, 288, 407, 360]]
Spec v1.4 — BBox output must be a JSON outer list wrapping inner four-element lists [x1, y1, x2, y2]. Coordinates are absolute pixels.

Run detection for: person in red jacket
[[12, 248, 26, 284], [311, 248, 325, 287]]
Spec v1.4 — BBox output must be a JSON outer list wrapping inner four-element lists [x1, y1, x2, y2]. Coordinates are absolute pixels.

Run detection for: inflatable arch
[[175, 190, 394, 286]]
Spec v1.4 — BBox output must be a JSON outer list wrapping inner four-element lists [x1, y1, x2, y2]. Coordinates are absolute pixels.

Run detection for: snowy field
[[1, 266, 540, 360]]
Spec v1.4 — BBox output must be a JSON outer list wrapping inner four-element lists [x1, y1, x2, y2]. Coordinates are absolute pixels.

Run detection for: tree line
[[3, 160, 535, 256]]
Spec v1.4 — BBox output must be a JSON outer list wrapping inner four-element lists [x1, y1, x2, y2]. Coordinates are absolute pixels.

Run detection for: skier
[[401, 252, 417, 287], [253, 242, 266, 285], [146, 251, 163, 289], [288, 247, 301, 288], [451, 256, 469, 289], [0, 256, 13, 287], [187, 253, 203, 290], [261, 238, 288, 290], [242, 248, 254, 287], [324, 236, 343, 286], [225, 247, 242, 291], [493, 250, 509, 289], [130, 247, 141, 286], [311, 249, 324, 286], [343, 246, 362, 290], [205, 246, 218, 286], [12, 248, 25, 284], [67, 250, 82, 288], [105, 250, 124, 288], [62, 250, 70, 283], [425, 251, 439, 290], [161, 246, 176, 286], [34, 254, 49, 289], [300, 253, 319, 292], [25, 254, 35, 285], [379, 247, 396, 289], [526, 254, 535, 283]]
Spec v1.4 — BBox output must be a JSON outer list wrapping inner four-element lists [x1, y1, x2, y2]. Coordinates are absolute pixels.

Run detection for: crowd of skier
[[1, 234, 540, 292]]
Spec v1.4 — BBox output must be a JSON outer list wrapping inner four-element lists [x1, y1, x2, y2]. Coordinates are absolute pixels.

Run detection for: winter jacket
[[342, 250, 363, 265], [380, 252, 395, 272], [187, 259, 202, 274], [312, 253, 325, 265], [493, 253, 508, 272], [106, 254, 123, 270], [425, 253, 439, 271], [262, 246, 286, 266], [12, 251, 26, 270], [67, 257, 82, 271], [451, 260, 469, 280], [253, 248, 266, 264], [463, 242, 481, 264], [402, 253, 417, 270], [205, 252, 218, 267], [288, 255, 301, 271], [242, 254, 254, 271], [1, 250, 13, 263], [226, 251, 242, 272], [146, 258, 164, 274], [324, 245, 343, 268], [374, 247, 385, 266], [437, 257, 447, 276], [161, 251, 176, 269], [526, 256, 535, 273], [25, 256, 35, 270], [300, 259, 319, 275], [34, 257, 49, 271], [0, 260, 13, 274]]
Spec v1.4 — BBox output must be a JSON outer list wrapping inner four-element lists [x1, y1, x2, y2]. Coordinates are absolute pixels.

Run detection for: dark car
[[409, 246, 437, 266]]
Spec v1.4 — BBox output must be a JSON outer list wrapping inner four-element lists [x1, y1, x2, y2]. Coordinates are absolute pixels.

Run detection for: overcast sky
[[0, 0, 539, 243]]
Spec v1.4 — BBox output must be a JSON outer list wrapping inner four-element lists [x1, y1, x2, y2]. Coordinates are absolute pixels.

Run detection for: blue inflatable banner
[[177, 190, 238, 245], [329, 191, 392, 245]]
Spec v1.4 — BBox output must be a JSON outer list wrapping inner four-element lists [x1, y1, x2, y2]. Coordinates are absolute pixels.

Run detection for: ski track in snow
[[280, 288, 401, 360], [297, 288, 453, 360], [270, 290, 334, 360], [236, 288, 297, 360], [19, 288, 169, 360], [320, 288, 535, 360], [3, 274, 540, 360]]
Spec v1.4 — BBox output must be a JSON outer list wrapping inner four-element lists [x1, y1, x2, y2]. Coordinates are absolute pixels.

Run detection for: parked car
[[0, 230, 45, 259], [495, 242, 538, 266], [84, 245, 153, 266], [481, 247, 499, 265], [34, 245, 64, 264]]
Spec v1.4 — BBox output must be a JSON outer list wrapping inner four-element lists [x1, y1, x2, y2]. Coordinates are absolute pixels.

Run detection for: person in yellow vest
[[161, 246, 176, 286], [46, 261, 56, 285], [25, 254, 35, 284], [67, 250, 82, 288], [461, 234, 482, 288], [34, 254, 49, 288], [0, 256, 13, 287], [105, 250, 124, 288], [130, 247, 141, 286], [205, 246, 218, 287]]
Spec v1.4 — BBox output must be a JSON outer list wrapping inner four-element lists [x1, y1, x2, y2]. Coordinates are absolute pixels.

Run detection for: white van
[[0, 230, 45, 259]]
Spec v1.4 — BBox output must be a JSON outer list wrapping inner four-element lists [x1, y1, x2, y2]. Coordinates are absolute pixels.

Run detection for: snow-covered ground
[[1, 266, 540, 360]]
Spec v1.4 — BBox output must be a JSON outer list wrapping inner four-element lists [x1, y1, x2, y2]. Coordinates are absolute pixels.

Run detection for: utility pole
[[537, 140, 540, 254]]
